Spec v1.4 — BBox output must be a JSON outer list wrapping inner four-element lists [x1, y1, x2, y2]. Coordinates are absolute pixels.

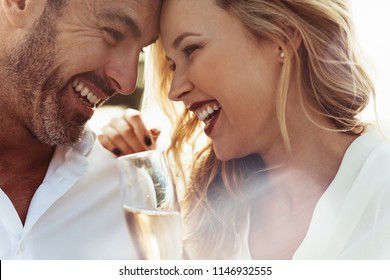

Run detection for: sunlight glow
[[352, 1, 390, 121]]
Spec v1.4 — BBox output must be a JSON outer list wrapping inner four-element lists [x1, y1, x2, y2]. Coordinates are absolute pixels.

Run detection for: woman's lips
[[204, 108, 221, 136], [188, 100, 221, 122], [188, 100, 222, 136]]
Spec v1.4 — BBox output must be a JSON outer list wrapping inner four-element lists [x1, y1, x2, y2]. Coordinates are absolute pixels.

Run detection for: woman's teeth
[[197, 104, 221, 121], [72, 80, 101, 108]]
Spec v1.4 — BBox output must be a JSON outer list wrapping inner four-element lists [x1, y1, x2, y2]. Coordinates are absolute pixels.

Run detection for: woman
[[100, 0, 390, 259]]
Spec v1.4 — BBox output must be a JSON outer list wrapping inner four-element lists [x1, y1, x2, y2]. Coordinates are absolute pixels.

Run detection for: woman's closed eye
[[166, 43, 203, 71], [182, 44, 202, 57]]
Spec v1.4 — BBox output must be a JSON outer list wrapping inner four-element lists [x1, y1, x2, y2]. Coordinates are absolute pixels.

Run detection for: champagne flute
[[117, 149, 182, 260]]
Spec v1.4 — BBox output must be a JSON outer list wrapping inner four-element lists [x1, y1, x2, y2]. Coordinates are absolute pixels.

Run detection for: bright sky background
[[351, 1, 390, 121]]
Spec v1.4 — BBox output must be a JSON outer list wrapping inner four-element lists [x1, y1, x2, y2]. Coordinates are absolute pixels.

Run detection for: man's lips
[[72, 79, 109, 108]]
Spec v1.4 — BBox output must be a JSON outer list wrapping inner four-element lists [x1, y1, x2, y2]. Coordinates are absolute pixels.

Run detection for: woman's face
[[161, 0, 284, 161]]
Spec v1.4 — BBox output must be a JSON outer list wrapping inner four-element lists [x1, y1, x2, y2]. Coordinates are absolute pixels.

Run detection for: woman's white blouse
[[237, 124, 390, 259]]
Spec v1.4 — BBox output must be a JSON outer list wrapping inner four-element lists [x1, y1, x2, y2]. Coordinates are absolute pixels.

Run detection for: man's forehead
[[110, 0, 161, 15], [80, 0, 161, 16], [91, 0, 160, 34], [126, 0, 162, 9]]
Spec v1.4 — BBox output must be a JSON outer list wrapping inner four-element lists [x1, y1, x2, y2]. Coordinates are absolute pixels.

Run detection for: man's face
[[3, 0, 160, 146]]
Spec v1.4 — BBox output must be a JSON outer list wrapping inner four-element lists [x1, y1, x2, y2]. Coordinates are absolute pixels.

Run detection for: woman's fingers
[[98, 109, 161, 156], [122, 109, 153, 150], [150, 128, 162, 142], [99, 122, 136, 156]]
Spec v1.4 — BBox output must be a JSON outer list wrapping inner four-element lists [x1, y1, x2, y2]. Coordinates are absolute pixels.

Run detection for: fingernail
[[150, 128, 162, 137], [144, 136, 152, 146], [112, 148, 122, 156]]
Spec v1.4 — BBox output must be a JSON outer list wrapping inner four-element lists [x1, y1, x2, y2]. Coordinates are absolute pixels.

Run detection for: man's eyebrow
[[172, 32, 202, 49], [98, 11, 141, 38]]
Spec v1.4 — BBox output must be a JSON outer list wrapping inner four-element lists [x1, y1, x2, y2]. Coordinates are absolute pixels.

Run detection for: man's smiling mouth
[[72, 80, 103, 108]]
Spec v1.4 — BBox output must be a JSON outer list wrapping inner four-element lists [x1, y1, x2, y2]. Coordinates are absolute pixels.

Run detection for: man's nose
[[105, 52, 140, 95]]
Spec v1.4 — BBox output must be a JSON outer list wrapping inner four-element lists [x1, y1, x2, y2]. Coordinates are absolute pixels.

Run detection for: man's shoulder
[[75, 128, 119, 185]]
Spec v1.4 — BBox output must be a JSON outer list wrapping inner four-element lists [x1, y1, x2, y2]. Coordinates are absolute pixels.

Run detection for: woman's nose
[[105, 51, 140, 95], [168, 69, 192, 102]]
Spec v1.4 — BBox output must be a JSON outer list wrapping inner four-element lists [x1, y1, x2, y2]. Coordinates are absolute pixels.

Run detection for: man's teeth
[[72, 80, 101, 107], [197, 104, 221, 121]]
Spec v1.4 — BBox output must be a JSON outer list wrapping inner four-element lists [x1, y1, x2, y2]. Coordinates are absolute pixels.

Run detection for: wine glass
[[117, 149, 182, 260]]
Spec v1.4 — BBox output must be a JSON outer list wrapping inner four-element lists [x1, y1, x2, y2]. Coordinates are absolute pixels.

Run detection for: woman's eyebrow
[[172, 32, 201, 49]]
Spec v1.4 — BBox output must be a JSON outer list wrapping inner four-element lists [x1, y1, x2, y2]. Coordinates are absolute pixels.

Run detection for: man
[[0, 0, 160, 259]]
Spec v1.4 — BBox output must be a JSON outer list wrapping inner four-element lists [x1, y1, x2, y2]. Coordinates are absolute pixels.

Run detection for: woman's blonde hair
[[149, 0, 375, 258]]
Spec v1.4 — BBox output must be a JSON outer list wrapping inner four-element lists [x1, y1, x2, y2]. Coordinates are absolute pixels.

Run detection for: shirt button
[[19, 242, 25, 252]]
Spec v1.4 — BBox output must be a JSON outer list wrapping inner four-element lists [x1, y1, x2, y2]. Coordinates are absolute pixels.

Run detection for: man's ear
[[2, 0, 46, 29]]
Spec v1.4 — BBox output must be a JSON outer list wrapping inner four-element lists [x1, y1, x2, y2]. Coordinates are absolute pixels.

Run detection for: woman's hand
[[98, 108, 161, 157]]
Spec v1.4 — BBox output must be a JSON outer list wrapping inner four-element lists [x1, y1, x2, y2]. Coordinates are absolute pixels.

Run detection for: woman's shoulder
[[347, 122, 390, 161], [333, 122, 390, 194]]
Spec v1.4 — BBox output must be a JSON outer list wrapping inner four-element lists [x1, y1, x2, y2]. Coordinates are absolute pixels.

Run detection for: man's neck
[[0, 132, 56, 225]]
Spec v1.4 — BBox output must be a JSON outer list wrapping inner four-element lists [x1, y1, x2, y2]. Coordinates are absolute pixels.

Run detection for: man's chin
[[37, 123, 86, 147]]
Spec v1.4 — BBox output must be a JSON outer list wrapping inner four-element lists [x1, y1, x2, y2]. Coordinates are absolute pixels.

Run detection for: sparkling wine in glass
[[117, 149, 182, 259]]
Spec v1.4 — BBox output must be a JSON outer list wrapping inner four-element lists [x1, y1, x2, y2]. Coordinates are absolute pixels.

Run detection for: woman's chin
[[213, 145, 245, 162]]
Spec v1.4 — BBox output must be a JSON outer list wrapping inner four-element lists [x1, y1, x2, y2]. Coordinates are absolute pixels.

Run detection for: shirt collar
[[72, 126, 96, 157]]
